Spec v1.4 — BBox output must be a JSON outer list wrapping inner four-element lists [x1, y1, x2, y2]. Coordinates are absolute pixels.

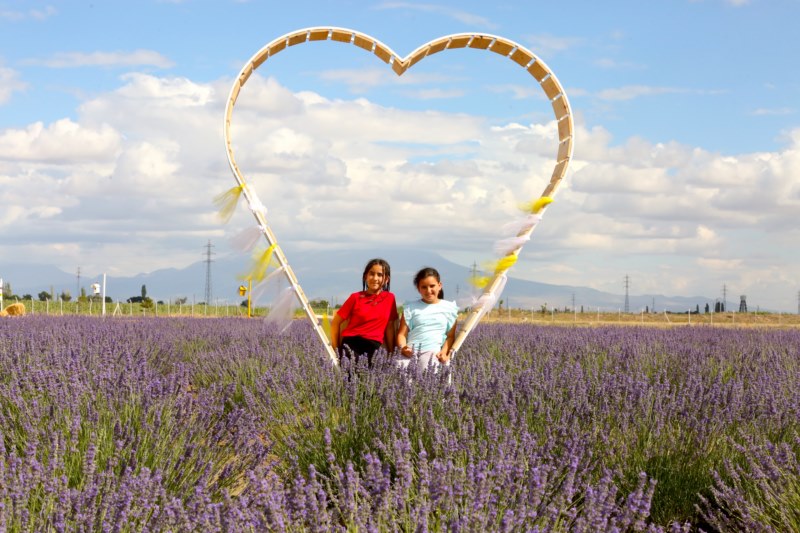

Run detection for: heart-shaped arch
[[224, 27, 574, 365]]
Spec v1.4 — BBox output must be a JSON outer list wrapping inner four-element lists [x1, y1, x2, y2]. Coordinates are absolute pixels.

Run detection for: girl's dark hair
[[414, 267, 444, 299], [362, 258, 391, 291]]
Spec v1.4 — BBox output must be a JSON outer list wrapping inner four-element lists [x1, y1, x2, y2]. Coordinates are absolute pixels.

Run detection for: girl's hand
[[437, 350, 451, 364], [401, 345, 414, 358]]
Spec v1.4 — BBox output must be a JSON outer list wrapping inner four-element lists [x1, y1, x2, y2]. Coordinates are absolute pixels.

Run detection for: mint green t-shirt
[[403, 299, 458, 353]]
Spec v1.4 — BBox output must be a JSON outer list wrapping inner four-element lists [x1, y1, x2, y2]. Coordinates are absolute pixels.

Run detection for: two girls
[[331, 260, 458, 371]]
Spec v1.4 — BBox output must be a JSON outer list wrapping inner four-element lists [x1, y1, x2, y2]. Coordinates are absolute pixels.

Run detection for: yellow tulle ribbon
[[214, 185, 244, 223], [469, 275, 491, 289], [520, 196, 553, 214], [240, 244, 279, 283], [321, 313, 332, 341], [491, 254, 518, 274]]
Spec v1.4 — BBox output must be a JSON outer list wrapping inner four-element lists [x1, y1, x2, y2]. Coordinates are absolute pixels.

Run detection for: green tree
[[309, 298, 329, 310], [141, 285, 147, 299], [38, 291, 51, 301], [60, 290, 72, 302]]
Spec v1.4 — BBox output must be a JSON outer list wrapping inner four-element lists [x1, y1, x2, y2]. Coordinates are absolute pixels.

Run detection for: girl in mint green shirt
[[397, 267, 458, 370]]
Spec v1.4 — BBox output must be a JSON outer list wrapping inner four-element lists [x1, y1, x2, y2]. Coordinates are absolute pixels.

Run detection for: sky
[[1, 0, 799, 312]]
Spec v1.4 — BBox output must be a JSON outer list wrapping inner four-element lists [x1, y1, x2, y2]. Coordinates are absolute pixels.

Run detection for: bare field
[[479, 310, 800, 328]]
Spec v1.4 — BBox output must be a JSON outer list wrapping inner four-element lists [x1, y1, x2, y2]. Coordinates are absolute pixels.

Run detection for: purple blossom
[[0, 316, 797, 529]]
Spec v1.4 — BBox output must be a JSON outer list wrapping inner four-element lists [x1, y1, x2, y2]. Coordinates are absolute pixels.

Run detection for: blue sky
[[1, 0, 799, 311]]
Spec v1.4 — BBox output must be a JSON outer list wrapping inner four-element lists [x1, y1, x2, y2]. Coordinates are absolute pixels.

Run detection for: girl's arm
[[437, 322, 457, 363], [396, 316, 413, 357], [384, 317, 397, 354], [330, 313, 343, 351]]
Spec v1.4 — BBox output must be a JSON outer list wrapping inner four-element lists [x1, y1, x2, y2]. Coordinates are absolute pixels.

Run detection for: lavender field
[[1, 316, 798, 531]]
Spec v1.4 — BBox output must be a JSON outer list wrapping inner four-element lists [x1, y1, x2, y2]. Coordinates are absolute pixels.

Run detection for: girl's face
[[417, 275, 441, 304], [364, 264, 387, 294]]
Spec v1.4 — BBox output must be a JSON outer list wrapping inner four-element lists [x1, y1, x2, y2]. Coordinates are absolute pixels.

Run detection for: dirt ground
[[479, 310, 800, 328]]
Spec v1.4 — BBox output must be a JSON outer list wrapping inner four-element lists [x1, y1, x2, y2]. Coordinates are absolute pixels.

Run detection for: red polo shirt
[[337, 290, 398, 342]]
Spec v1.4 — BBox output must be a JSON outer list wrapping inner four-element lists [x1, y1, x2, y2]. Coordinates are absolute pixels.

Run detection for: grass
[[10, 296, 800, 327]]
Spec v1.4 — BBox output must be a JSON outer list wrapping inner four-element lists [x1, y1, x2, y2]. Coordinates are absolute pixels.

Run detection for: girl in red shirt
[[330, 258, 398, 368]]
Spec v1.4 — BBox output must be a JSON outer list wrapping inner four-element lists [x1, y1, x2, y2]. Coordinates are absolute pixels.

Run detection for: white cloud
[[750, 107, 795, 116], [487, 84, 543, 100], [26, 50, 174, 69], [114, 73, 213, 105], [593, 58, 645, 70], [402, 88, 464, 100], [317, 67, 463, 94], [318, 68, 390, 92], [1, 71, 799, 310], [524, 34, 583, 57], [0, 119, 120, 162], [0, 66, 27, 104], [0, 5, 56, 21], [374, 2, 498, 29], [697, 257, 743, 270], [522, 117, 800, 307], [596, 85, 686, 101]]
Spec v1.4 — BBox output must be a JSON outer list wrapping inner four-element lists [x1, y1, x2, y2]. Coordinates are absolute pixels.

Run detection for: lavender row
[[1, 316, 798, 530]]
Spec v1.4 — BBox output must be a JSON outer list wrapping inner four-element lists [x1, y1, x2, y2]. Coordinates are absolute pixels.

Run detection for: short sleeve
[[337, 293, 358, 320], [446, 300, 458, 330], [402, 301, 414, 329]]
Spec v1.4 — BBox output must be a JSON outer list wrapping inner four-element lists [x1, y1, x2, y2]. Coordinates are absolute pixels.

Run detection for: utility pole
[[76, 267, 81, 297], [204, 240, 215, 305], [722, 283, 728, 313], [797, 290, 799, 315], [623, 275, 630, 313], [572, 292, 576, 312]]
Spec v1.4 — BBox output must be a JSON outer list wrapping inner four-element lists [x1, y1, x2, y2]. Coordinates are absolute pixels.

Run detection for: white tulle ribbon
[[265, 286, 298, 333], [251, 266, 286, 302], [247, 189, 268, 217], [501, 213, 542, 236], [493, 235, 531, 256], [229, 226, 264, 252], [471, 274, 508, 323]]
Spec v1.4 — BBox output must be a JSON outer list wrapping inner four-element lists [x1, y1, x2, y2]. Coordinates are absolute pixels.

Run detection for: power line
[[203, 240, 215, 304]]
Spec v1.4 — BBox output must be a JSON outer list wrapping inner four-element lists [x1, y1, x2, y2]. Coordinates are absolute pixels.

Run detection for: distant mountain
[[2, 247, 719, 312]]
